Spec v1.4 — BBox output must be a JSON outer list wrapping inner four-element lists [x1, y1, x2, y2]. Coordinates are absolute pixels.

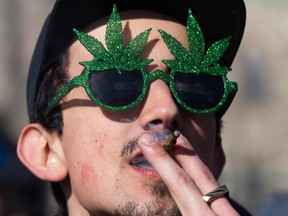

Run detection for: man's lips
[[130, 155, 154, 170], [123, 126, 180, 177], [129, 154, 161, 178]]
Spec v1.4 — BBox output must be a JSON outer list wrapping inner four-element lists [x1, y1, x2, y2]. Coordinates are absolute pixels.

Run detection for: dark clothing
[[230, 198, 253, 216]]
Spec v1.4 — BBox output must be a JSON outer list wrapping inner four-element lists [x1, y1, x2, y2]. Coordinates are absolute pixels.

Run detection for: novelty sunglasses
[[46, 5, 238, 115]]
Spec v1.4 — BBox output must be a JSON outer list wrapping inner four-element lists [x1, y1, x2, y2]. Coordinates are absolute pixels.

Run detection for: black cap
[[27, 0, 246, 120]]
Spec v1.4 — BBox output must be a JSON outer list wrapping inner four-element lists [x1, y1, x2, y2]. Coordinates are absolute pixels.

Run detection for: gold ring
[[202, 185, 229, 203]]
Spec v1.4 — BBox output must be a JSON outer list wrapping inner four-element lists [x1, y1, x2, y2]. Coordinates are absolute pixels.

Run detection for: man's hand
[[138, 133, 240, 216]]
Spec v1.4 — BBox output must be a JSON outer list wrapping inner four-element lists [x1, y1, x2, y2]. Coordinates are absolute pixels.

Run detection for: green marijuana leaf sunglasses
[[46, 4, 238, 115]]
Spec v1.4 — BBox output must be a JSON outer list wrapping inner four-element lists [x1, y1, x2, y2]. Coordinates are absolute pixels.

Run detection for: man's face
[[59, 11, 222, 215]]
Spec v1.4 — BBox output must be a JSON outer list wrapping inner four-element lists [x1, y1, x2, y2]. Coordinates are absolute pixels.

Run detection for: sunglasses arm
[[45, 75, 86, 115]]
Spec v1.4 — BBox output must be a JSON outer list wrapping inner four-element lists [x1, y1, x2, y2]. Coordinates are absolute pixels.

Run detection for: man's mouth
[[130, 155, 154, 170], [129, 154, 160, 178], [123, 125, 179, 178]]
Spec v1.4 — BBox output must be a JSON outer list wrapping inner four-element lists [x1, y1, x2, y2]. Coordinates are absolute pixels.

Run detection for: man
[[17, 0, 250, 215]]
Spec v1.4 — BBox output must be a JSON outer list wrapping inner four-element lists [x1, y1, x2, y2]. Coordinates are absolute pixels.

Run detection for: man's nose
[[138, 80, 183, 130]]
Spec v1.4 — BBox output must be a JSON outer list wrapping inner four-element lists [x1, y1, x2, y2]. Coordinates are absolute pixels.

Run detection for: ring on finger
[[202, 184, 229, 203]]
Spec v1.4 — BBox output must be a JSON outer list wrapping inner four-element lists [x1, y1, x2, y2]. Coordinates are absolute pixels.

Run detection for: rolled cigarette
[[162, 130, 180, 151]]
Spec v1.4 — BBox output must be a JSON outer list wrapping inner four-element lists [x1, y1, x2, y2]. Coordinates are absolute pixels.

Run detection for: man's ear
[[17, 123, 68, 182], [213, 136, 226, 179]]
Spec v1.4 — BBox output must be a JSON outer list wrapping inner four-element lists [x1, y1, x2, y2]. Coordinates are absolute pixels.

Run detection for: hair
[[31, 52, 69, 216]]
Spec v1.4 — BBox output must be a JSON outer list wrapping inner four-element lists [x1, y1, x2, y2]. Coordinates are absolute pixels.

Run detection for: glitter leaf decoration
[[73, 28, 112, 63], [158, 29, 193, 64], [159, 9, 231, 76], [73, 4, 153, 73], [121, 28, 152, 63], [201, 37, 231, 68], [187, 9, 205, 66], [106, 5, 123, 61]]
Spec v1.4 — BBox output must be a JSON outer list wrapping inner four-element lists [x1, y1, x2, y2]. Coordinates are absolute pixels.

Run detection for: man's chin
[[113, 181, 181, 216], [114, 199, 181, 216]]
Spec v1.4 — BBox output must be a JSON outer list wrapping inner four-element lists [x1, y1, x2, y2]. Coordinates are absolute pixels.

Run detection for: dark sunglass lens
[[89, 69, 143, 107], [174, 73, 224, 110]]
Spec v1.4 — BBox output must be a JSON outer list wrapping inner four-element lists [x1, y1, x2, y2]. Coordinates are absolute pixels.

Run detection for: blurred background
[[0, 0, 287, 215]]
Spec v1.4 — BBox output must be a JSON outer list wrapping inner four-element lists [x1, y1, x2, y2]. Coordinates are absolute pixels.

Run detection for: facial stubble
[[117, 138, 181, 216]]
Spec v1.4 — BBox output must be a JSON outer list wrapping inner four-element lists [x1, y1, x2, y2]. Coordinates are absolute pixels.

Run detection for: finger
[[138, 133, 216, 216], [174, 135, 239, 215], [174, 134, 219, 193]]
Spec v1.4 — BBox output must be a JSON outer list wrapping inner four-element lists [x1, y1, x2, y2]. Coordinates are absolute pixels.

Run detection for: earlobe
[[17, 123, 68, 182]]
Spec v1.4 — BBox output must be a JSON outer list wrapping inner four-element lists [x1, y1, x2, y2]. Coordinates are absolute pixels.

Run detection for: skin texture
[[17, 11, 239, 216]]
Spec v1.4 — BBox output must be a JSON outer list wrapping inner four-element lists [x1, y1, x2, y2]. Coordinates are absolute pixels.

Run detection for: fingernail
[[139, 133, 156, 147], [176, 134, 188, 144]]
